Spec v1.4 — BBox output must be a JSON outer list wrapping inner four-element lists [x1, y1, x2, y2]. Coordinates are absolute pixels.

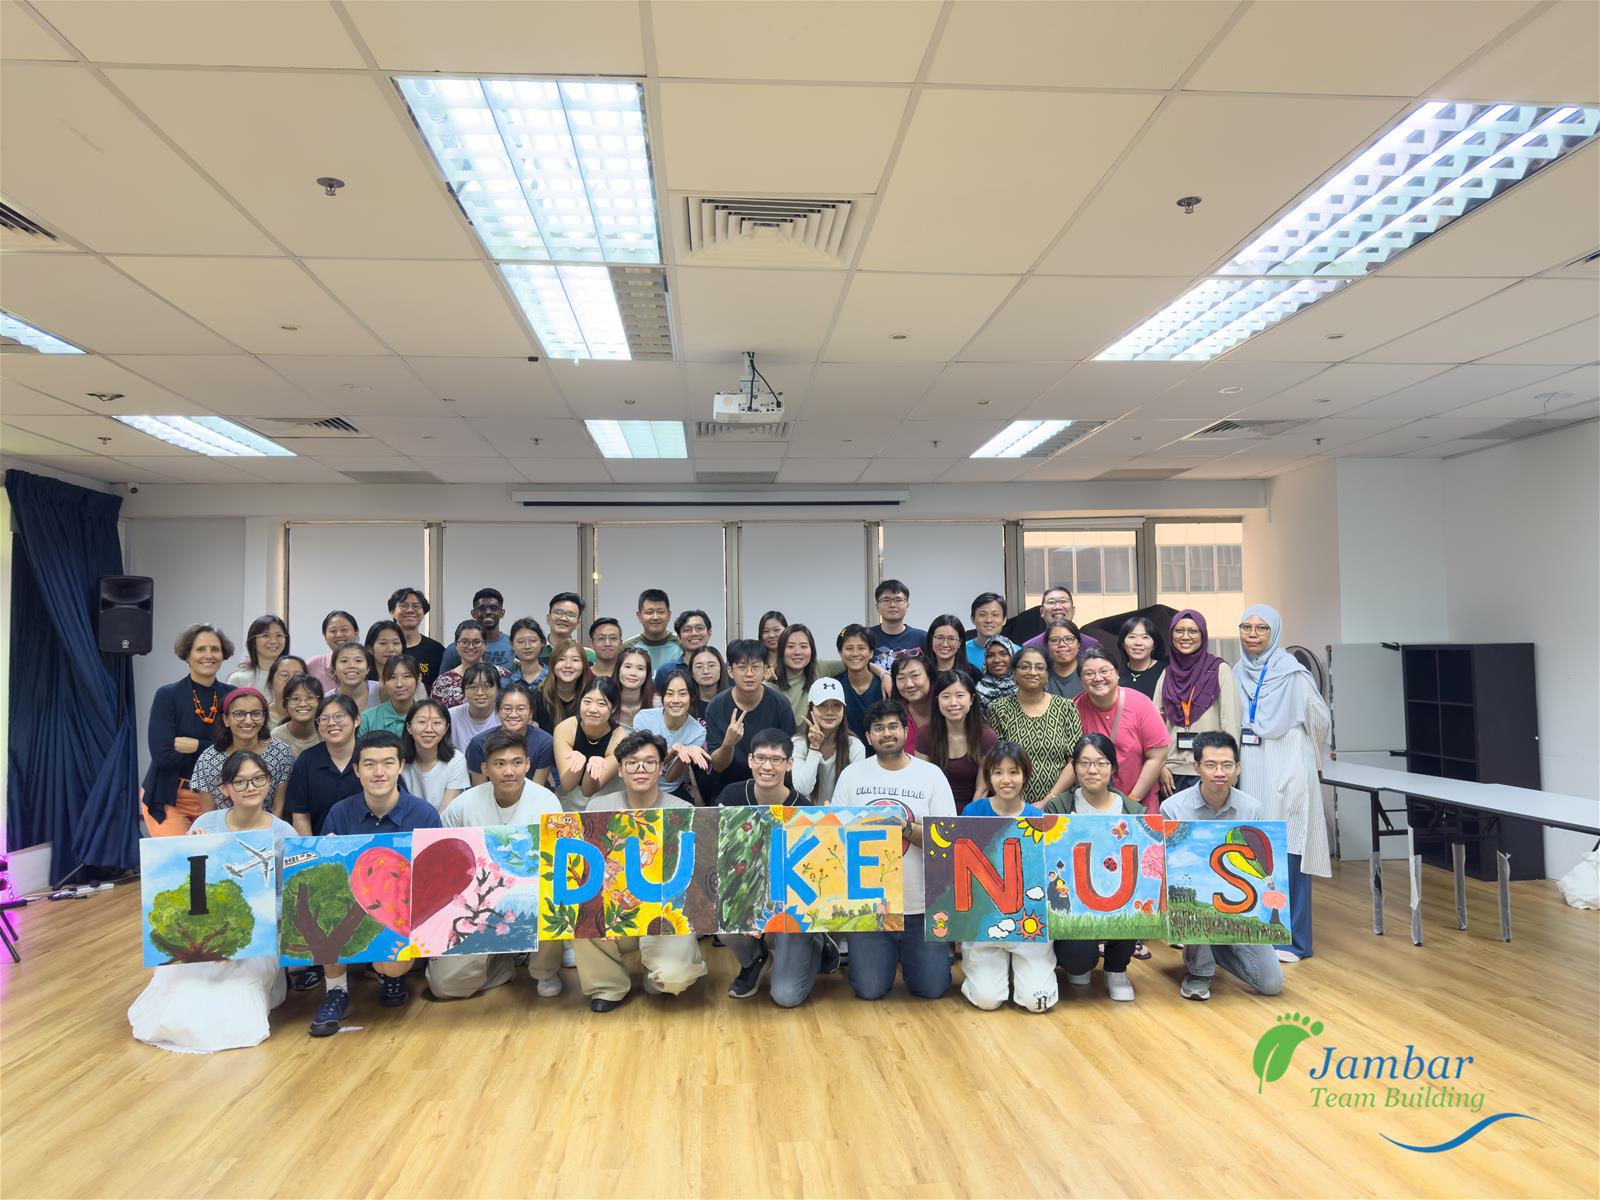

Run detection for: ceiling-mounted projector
[[713, 351, 783, 424]]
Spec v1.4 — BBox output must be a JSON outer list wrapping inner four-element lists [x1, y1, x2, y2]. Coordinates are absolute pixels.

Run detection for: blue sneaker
[[309, 988, 350, 1037], [378, 973, 410, 1008]]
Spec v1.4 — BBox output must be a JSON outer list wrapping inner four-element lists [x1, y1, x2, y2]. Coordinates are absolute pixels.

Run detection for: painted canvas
[[1044, 814, 1168, 941], [539, 808, 678, 941], [660, 806, 720, 936], [716, 805, 779, 934], [1164, 820, 1291, 944], [923, 816, 1050, 943], [409, 825, 541, 957], [140, 831, 278, 967], [279, 834, 413, 965], [777, 806, 904, 933]]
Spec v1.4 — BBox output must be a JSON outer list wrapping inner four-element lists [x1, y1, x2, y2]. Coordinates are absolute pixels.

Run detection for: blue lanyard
[[1248, 662, 1270, 725]]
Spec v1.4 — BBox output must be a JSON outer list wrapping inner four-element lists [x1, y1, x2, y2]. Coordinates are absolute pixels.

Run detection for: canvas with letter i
[[1163, 821, 1291, 944], [278, 834, 413, 966], [923, 816, 1051, 943], [1044, 814, 1169, 941], [139, 831, 278, 967], [410, 825, 541, 957]]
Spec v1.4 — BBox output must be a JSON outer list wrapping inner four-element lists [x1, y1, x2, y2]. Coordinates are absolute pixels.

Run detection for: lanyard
[[1179, 685, 1196, 728], [1248, 663, 1270, 725]]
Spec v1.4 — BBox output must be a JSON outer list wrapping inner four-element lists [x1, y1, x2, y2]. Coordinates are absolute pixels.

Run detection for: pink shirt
[[304, 652, 337, 691], [1073, 686, 1171, 804]]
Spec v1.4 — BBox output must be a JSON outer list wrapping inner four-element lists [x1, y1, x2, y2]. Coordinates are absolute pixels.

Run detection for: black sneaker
[[309, 988, 351, 1037], [378, 974, 410, 1008], [290, 965, 325, 991], [728, 946, 769, 999], [819, 935, 841, 976]]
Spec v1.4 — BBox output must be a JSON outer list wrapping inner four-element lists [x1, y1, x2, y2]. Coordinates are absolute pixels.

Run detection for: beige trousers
[[425, 943, 563, 1000], [574, 935, 708, 1002]]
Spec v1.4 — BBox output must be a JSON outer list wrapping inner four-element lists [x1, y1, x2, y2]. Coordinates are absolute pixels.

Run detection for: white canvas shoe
[[1105, 971, 1135, 1002]]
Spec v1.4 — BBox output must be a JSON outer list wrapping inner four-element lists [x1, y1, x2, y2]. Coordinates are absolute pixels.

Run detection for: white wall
[[1336, 459, 1450, 644], [740, 522, 868, 647], [596, 523, 727, 643], [285, 523, 427, 653], [881, 522, 1005, 629], [441, 522, 579, 635], [1443, 425, 1600, 879], [1243, 460, 1342, 655]]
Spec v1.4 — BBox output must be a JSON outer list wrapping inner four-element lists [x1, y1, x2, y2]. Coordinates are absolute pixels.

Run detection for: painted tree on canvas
[[280, 862, 383, 963], [147, 880, 254, 963]]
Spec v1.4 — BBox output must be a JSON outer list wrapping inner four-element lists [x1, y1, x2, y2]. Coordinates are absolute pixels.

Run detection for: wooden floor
[[2, 862, 1596, 1200]]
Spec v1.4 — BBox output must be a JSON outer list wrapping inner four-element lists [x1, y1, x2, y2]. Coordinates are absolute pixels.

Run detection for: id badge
[[1176, 731, 1197, 753], [1240, 727, 1262, 747]]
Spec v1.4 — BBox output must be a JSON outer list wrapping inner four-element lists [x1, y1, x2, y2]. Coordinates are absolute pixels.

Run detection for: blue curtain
[[4, 469, 139, 884]]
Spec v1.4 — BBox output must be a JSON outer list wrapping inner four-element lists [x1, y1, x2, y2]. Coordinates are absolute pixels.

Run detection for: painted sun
[[1017, 912, 1046, 940]]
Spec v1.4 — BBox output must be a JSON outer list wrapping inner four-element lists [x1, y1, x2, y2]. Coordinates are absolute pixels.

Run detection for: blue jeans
[[1274, 852, 1314, 958], [723, 932, 823, 1008], [1183, 942, 1283, 995], [846, 914, 950, 1000]]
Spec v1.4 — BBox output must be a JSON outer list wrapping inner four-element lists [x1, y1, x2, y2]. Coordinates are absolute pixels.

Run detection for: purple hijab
[[1160, 609, 1224, 727]]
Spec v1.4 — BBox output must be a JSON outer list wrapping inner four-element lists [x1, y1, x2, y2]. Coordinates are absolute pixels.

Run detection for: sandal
[[1131, 942, 1152, 961]]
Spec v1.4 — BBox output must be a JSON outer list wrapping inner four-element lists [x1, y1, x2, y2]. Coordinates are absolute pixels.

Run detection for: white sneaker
[[536, 975, 563, 998], [1066, 971, 1092, 986], [1275, 949, 1302, 963], [562, 943, 577, 968], [1105, 971, 1135, 1002]]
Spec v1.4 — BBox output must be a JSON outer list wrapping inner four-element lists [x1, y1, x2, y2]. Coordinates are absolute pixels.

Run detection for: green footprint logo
[[1253, 1012, 1324, 1093]]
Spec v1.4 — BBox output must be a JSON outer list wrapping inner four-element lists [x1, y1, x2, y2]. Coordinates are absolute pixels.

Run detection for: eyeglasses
[[732, 662, 764, 674], [1239, 623, 1271, 635], [499, 704, 531, 718], [457, 638, 486, 649], [1081, 670, 1117, 682], [877, 596, 908, 606], [678, 623, 708, 635], [229, 775, 269, 792], [229, 709, 266, 723], [1077, 758, 1111, 771], [931, 634, 960, 646], [465, 682, 498, 693], [550, 608, 580, 622], [620, 758, 660, 773], [751, 755, 790, 769], [317, 714, 351, 727], [869, 723, 905, 735], [1046, 636, 1078, 647], [394, 602, 424, 612]]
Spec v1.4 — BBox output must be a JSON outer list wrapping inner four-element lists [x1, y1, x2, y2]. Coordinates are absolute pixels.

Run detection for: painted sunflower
[[1016, 814, 1067, 843]]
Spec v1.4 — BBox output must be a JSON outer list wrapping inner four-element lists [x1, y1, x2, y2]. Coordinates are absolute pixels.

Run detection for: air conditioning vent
[[693, 420, 792, 441], [695, 470, 779, 485], [611, 266, 675, 361], [1096, 467, 1190, 480], [677, 195, 868, 267], [0, 201, 55, 241], [1187, 419, 1304, 441], [1463, 415, 1593, 441], [255, 416, 366, 436], [339, 470, 439, 484]]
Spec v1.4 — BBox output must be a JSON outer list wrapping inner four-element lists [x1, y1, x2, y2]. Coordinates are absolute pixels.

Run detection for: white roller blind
[[597, 524, 726, 645], [442, 523, 579, 632], [287, 523, 426, 653], [741, 523, 867, 649], [880, 523, 1005, 629]]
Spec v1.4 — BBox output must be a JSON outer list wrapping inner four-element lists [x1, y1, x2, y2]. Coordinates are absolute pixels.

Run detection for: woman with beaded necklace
[[141, 624, 237, 836]]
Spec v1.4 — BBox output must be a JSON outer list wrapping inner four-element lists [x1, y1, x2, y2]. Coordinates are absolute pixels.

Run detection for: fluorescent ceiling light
[[113, 415, 295, 457], [501, 263, 629, 360], [584, 419, 687, 459], [1098, 101, 1600, 362], [971, 420, 1073, 458], [1, 311, 84, 354]]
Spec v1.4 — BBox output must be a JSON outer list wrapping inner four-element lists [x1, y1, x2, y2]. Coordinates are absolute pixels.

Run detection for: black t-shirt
[[704, 685, 796, 788], [284, 742, 360, 836], [714, 782, 799, 808], [408, 636, 446, 688], [1003, 609, 1045, 645]]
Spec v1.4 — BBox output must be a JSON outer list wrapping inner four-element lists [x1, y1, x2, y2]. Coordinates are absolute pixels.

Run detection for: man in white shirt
[[426, 730, 565, 1002], [831, 698, 956, 1000]]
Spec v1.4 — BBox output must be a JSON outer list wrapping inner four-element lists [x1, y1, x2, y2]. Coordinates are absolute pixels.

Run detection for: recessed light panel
[[114, 415, 295, 457], [584, 419, 687, 459], [1, 311, 85, 354], [1097, 101, 1600, 362], [970, 420, 1100, 459]]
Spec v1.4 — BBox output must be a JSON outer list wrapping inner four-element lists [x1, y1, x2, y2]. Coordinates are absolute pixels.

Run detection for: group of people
[[132, 579, 1331, 1052]]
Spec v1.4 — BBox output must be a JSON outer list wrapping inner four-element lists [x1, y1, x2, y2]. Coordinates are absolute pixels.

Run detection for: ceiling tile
[[0, 353, 203, 413], [462, 417, 598, 458], [1228, 277, 1516, 361], [107, 69, 478, 259], [1023, 362, 1199, 420], [1313, 366, 1555, 418], [2, 1, 71, 59], [297, 451, 419, 471], [823, 273, 1014, 362], [913, 363, 1073, 419], [0, 64, 276, 254], [346, 1, 646, 74], [1132, 362, 1327, 418], [937, 459, 1032, 482], [111, 257, 386, 355], [687, 437, 787, 462], [1254, 417, 1411, 451], [776, 458, 870, 483], [1186, 2, 1531, 94], [1478, 318, 1599, 365], [786, 418, 901, 458], [231, 456, 354, 484], [1436, 1, 1600, 104], [356, 416, 498, 457], [960, 277, 1192, 362], [545, 361, 686, 418], [307, 260, 534, 357], [109, 454, 266, 483], [4, 412, 202, 455], [1081, 417, 1216, 456], [262, 355, 441, 415], [652, 1, 940, 82], [0, 383, 81, 416], [604, 460, 694, 484], [1037, 94, 1404, 277], [1021, 453, 1132, 481], [106, 354, 309, 416], [403, 357, 568, 417], [862, 458, 958, 483], [33, 0, 365, 67], [896, 418, 1009, 457], [1380, 143, 1600, 278], [273, 436, 409, 460], [803, 363, 943, 419], [408, 455, 523, 482], [1357, 280, 1600, 363], [1, 254, 233, 353], [672, 268, 846, 362], [861, 90, 1158, 273], [0, 426, 89, 457], [1440, 366, 1600, 418], [929, 1, 1233, 88], [659, 82, 908, 194], [1237, 364, 1449, 417], [513, 459, 610, 484]]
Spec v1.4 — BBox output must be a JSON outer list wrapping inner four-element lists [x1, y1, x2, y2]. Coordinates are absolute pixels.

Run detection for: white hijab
[[1234, 604, 1312, 739]]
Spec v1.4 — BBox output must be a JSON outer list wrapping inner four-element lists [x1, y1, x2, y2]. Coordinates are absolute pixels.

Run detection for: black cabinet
[[1401, 643, 1544, 880]]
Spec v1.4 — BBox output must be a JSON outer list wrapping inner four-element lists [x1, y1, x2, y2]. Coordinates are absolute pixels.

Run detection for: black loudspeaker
[[97, 575, 153, 655]]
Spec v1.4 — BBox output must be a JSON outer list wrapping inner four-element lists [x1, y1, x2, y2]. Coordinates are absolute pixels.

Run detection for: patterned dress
[[985, 693, 1084, 809]]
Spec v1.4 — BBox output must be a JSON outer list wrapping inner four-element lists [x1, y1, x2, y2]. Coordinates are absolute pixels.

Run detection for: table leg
[[1451, 842, 1467, 931], [1408, 826, 1423, 947], [1369, 793, 1384, 936], [1497, 850, 1512, 942]]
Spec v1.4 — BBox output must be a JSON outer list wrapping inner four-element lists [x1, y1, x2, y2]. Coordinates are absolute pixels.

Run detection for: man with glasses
[[588, 617, 622, 677], [465, 682, 554, 788], [868, 579, 926, 672], [574, 730, 708, 1012], [542, 593, 597, 664], [440, 588, 513, 672], [705, 639, 797, 790], [622, 588, 679, 674], [430, 620, 511, 709], [716, 729, 840, 1005], [831, 699, 956, 1000], [1019, 587, 1101, 652], [387, 586, 445, 688], [1072, 647, 1169, 813], [652, 609, 714, 691]]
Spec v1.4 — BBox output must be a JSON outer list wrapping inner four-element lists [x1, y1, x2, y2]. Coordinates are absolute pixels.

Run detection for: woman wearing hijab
[[1156, 610, 1241, 797], [1234, 605, 1330, 964]]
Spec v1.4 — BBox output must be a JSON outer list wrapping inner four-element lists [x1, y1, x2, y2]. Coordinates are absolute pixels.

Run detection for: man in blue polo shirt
[[308, 730, 442, 1038]]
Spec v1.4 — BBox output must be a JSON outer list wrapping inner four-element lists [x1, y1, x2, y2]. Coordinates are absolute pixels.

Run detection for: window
[[1217, 545, 1243, 592], [1020, 528, 1139, 627], [1154, 521, 1245, 656], [1024, 547, 1046, 597], [1103, 546, 1133, 595], [1188, 545, 1215, 592], [1159, 546, 1187, 592], [1075, 546, 1102, 594]]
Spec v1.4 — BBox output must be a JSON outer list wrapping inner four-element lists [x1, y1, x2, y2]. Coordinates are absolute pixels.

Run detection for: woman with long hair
[[551, 676, 626, 812], [284, 694, 361, 837], [534, 638, 592, 735], [630, 668, 710, 798], [365, 619, 421, 700], [770, 623, 842, 724], [1042, 619, 1085, 700], [922, 614, 969, 678], [226, 614, 288, 692], [687, 645, 729, 721], [401, 699, 468, 813], [329, 641, 378, 715], [790, 678, 864, 806], [614, 646, 657, 728], [1117, 615, 1165, 700], [358, 654, 423, 736], [757, 610, 788, 677], [269, 674, 323, 757], [914, 670, 997, 814], [265, 655, 309, 730], [449, 662, 503, 748], [188, 687, 294, 815]]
